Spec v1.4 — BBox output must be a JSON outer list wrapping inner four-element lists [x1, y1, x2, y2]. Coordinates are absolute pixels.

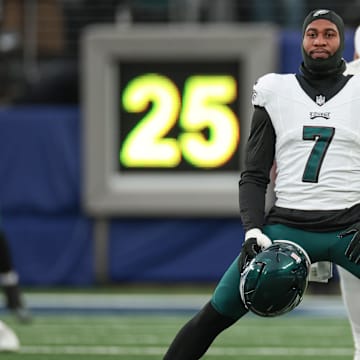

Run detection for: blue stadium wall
[[0, 30, 354, 286]]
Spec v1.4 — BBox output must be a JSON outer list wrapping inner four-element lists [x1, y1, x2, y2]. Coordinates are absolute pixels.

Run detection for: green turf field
[[0, 312, 353, 359], [0, 289, 353, 359]]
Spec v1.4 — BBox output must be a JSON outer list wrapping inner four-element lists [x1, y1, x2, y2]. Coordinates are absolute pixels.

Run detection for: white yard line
[[19, 345, 353, 357]]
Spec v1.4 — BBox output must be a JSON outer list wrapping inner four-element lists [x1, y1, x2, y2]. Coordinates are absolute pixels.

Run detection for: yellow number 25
[[120, 73, 240, 169]]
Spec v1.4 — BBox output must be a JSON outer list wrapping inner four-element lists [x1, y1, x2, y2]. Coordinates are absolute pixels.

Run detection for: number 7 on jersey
[[302, 126, 335, 183]]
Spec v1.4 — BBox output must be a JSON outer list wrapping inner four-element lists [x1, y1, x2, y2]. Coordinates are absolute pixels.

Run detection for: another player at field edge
[[0, 230, 31, 323]]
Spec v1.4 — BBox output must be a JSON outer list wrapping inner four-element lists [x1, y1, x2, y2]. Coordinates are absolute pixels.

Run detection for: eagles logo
[[313, 9, 330, 17]]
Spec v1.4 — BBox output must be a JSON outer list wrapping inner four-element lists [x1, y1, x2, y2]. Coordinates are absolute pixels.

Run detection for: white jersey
[[252, 73, 360, 210]]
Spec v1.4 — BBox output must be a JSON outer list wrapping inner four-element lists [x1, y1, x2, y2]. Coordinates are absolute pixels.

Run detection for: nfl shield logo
[[316, 95, 326, 106]]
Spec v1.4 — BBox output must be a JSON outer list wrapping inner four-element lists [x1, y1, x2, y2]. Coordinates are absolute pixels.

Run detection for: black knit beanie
[[301, 9, 345, 74]]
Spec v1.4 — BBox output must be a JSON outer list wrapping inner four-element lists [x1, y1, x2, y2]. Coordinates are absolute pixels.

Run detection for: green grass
[[0, 312, 353, 359]]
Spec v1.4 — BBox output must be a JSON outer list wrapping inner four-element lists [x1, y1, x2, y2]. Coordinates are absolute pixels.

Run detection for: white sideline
[[13, 293, 347, 316], [19, 345, 353, 357]]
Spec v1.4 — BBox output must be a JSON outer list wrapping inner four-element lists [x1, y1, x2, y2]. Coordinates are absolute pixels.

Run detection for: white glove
[[245, 228, 272, 250], [238, 228, 272, 272]]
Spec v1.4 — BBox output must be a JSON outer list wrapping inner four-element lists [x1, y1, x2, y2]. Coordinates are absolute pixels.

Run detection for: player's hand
[[339, 222, 360, 264], [238, 228, 272, 273]]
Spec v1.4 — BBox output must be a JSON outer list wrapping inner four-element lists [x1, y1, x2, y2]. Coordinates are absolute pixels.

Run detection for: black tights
[[163, 301, 237, 359]]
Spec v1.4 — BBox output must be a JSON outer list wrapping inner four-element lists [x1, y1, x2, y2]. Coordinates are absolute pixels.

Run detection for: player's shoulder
[[252, 73, 295, 107], [252, 73, 296, 107], [254, 73, 295, 90]]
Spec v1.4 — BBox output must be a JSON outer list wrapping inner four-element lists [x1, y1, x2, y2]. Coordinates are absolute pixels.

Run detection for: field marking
[[19, 345, 353, 357], [3, 293, 346, 317]]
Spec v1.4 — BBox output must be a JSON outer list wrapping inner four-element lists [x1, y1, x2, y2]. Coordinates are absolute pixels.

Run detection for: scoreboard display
[[82, 25, 278, 216], [118, 61, 240, 172]]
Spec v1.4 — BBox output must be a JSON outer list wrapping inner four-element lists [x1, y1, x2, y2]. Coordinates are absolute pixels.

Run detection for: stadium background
[[0, 0, 357, 290]]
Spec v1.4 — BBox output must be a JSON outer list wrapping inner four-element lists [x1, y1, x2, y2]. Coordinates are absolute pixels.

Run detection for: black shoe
[[4, 285, 32, 324]]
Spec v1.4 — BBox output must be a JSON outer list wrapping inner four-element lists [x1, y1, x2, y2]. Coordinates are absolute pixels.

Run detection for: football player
[[163, 9, 360, 360], [0, 230, 31, 323]]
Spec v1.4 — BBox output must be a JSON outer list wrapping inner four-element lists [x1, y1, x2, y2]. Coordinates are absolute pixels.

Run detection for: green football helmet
[[239, 240, 311, 317]]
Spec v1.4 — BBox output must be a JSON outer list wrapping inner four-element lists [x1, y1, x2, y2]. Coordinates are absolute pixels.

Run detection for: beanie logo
[[313, 9, 330, 17]]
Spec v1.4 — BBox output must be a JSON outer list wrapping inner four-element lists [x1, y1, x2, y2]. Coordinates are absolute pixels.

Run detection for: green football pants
[[211, 223, 360, 320]]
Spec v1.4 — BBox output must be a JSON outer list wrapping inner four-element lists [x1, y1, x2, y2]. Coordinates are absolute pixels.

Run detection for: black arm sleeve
[[239, 106, 276, 231]]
